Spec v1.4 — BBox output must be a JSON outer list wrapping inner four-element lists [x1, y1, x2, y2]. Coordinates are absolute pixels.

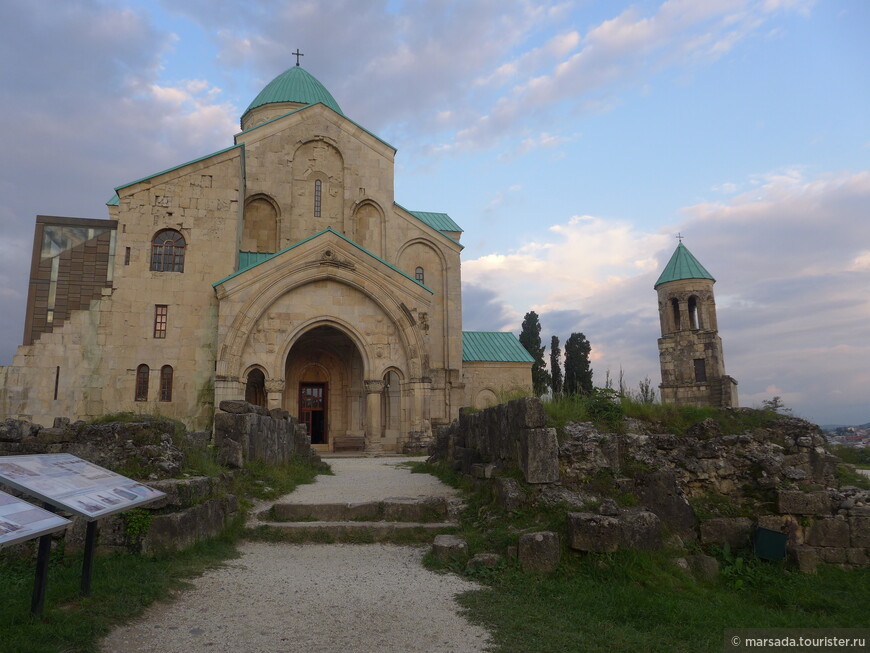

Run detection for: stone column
[[214, 376, 241, 406], [265, 379, 285, 411], [364, 380, 385, 451]]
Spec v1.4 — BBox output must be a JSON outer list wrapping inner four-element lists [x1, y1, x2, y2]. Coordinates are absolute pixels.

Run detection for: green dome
[[654, 242, 715, 288], [244, 66, 343, 117]]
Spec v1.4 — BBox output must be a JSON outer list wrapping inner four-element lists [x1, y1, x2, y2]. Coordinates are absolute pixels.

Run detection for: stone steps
[[252, 520, 457, 540], [260, 497, 451, 523]]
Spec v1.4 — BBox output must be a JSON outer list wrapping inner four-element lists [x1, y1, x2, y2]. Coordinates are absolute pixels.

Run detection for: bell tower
[[655, 241, 738, 408]]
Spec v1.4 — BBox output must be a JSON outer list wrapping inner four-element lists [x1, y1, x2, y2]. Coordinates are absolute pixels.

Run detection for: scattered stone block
[[567, 512, 621, 553], [620, 511, 662, 551], [508, 397, 547, 429], [598, 498, 620, 516], [467, 553, 502, 570], [806, 517, 850, 548], [517, 427, 559, 483], [686, 554, 719, 581], [672, 557, 690, 572], [471, 463, 496, 479], [432, 534, 468, 561], [636, 470, 696, 537], [848, 507, 870, 547], [453, 446, 482, 474], [790, 547, 818, 574], [219, 400, 253, 414], [518, 531, 560, 572], [778, 490, 831, 515], [493, 477, 525, 512], [699, 518, 753, 548]]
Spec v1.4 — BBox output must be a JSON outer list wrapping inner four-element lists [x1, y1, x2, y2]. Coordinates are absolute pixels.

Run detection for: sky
[[0, 0, 867, 426]]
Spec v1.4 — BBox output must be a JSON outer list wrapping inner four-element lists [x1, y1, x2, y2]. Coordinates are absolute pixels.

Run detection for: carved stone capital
[[364, 379, 385, 394], [264, 379, 285, 393]]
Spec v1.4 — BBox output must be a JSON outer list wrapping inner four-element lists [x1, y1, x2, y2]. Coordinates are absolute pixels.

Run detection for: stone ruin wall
[[0, 403, 316, 556], [432, 397, 870, 572]]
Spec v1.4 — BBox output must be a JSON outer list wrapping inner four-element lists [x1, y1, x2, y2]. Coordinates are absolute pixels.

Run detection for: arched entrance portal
[[284, 325, 365, 448]]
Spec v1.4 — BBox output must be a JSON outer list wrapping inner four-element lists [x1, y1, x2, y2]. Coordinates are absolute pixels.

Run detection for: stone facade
[[655, 248, 738, 408], [0, 66, 532, 452]]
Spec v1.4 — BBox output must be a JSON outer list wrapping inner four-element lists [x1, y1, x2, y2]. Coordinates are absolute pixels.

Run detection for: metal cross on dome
[[676, 232, 684, 243], [293, 49, 304, 66]]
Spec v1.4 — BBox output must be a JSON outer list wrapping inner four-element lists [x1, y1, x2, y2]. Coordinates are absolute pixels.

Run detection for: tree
[[762, 396, 791, 414], [519, 311, 550, 396], [550, 335, 563, 396], [564, 332, 593, 396]]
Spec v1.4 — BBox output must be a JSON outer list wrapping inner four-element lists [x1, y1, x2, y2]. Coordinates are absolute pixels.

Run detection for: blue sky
[[0, 0, 867, 425]]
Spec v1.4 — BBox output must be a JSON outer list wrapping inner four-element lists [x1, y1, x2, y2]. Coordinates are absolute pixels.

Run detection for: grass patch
[[545, 393, 776, 436], [830, 444, 870, 469], [234, 456, 332, 502], [455, 549, 869, 653], [0, 532, 239, 653], [836, 464, 870, 490]]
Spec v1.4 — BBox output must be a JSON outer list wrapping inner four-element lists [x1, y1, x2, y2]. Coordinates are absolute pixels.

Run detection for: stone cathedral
[[0, 63, 533, 453]]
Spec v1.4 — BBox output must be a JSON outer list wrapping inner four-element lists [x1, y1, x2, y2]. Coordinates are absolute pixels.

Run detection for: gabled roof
[[214, 227, 433, 293], [462, 331, 534, 363], [113, 144, 243, 193], [244, 66, 343, 117], [654, 242, 715, 288]]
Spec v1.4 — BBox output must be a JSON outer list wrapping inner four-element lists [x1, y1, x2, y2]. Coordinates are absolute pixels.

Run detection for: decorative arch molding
[[242, 363, 271, 380], [279, 317, 373, 380], [219, 268, 427, 384], [297, 362, 333, 383], [396, 237, 448, 271], [351, 199, 386, 256]]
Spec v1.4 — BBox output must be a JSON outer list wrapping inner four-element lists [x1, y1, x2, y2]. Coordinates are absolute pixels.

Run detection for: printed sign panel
[[0, 454, 166, 521], [0, 489, 70, 548]]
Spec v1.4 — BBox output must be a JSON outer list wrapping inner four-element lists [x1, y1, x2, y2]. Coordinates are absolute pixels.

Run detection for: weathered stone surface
[[636, 469, 696, 537], [686, 554, 719, 581], [806, 517, 850, 548], [508, 397, 547, 429], [816, 547, 847, 564], [684, 418, 722, 440], [140, 495, 237, 555], [620, 511, 662, 551], [518, 531, 560, 572], [219, 400, 254, 414], [846, 548, 869, 566], [790, 547, 819, 574], [432, 534, 468, 561], [493, 477, 525, 512], [849, 508, 870, 547], [598, 498, 620, 516], [699, 518, 753, 548], [471, 463, 496, 479], [567, 512, 621, 553], [0, 418, 39, 442], [778, 490, 831, 515], [453, 446, 482, 474], [269, 408, 290, 420], [517, 427, 559, 484], [467, 553, 502, 570]]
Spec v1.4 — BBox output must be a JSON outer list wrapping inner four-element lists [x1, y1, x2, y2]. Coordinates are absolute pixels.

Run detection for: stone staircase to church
[[246, 456, 462, 543]]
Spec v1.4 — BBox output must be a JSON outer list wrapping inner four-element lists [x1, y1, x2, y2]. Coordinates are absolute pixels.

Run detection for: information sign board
[[0, 454, 165, 521], [0, 489, 70, 549]]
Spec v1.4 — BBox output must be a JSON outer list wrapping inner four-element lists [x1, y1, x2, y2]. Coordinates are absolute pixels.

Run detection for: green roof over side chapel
[[654, 242, 715, 288], [244, 66, 343, 117], [462, 331, 535, 363]]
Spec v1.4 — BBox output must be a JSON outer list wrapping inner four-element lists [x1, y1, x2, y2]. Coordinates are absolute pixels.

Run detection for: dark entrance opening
[[246, 368, 267, 407], [299, 382, 328, 444]]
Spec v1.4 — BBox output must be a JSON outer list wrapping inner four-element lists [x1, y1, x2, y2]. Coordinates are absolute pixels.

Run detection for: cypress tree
[[519, 311, 550, 396], [550, 335, 563, 396], [564, 332, 593, 395]]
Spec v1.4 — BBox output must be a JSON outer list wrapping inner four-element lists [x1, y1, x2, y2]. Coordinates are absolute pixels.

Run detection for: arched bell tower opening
[[284, 325, 366, 450]]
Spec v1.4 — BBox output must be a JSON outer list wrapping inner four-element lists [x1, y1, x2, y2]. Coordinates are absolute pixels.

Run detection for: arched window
[[671, 298, 681, 331], [688, 296, 701, 330], [245, 368, 267, 407], [415, 267, 424, 283], [159, 365, 173, 402], [135, 364, 149, 401], [150, 229, 186, 272], [314, 180, 322, 217]]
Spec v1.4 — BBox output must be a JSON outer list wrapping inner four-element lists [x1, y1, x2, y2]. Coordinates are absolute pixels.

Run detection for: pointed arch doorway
[[284, 325, 365, 450]]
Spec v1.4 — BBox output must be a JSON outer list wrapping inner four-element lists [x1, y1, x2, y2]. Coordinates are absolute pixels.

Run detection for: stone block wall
[[433, 397, 559, 484], [213, 400, 312, 468]]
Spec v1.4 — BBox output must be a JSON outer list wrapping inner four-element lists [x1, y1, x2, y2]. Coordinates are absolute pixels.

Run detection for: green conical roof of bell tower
[[654, 242, 715, 288], [244, 65, 343, 117]]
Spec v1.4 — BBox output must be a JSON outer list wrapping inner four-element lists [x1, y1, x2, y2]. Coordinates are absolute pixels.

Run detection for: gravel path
[[100, 543, 491, 653], [100, 458, 489, 652], [283, 456, 460, 503]]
